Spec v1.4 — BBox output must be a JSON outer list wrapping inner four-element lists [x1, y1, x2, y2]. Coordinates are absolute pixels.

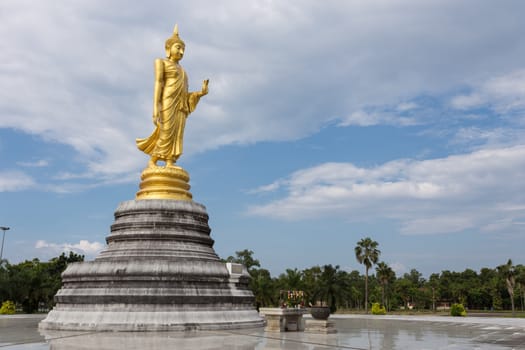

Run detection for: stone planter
[[259, 308, 306, 332], [286, 321, 298, 331], [310, 306, 330, 320]]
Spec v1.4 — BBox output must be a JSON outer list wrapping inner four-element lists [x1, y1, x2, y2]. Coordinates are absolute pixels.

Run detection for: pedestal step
[[304, 318, 338, 334], [39, 200, 264, 331]]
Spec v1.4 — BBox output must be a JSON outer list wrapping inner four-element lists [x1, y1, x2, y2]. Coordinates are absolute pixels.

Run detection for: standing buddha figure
[[136, 25, 209, 167]]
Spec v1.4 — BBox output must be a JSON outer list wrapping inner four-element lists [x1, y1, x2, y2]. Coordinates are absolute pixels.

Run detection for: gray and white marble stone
[[39, 199, 264, 331]]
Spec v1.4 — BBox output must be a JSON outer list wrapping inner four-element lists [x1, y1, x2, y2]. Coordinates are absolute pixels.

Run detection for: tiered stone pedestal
[[39, 199, 264, 331], [259, 308, 306, 332], [304, 318, 337, 334]]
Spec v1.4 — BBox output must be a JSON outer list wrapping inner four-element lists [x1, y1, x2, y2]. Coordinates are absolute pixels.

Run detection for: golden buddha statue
[[137, 25, 209, 167], [135, 25, 208, 201]]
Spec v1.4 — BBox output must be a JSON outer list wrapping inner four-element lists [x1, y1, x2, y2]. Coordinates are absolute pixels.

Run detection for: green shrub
[[371, 302, 386, 315], [0, 300, 16, 315], [450, 303, 466, 317]]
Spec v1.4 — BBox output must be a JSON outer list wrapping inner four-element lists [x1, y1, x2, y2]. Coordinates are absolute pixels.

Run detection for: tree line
[[1, 240, 524, 315], [226, 241, 525, 315], [0, 252, 84, 313]]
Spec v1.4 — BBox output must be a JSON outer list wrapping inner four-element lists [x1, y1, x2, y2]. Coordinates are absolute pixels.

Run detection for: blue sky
[[1, 0, 525, 278]]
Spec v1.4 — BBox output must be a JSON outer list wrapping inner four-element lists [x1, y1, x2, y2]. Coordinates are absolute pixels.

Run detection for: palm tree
[[515, 265, 525, 311], [315, 265, 349, 313], [428, 273, 440, 312], [250, 268, 276, 309], [355, 237, 380, 313], [376, 261, 395, 309], [497, 259, 516, 316], [225, 249, 261, 271], [277, 268, 304, 291]]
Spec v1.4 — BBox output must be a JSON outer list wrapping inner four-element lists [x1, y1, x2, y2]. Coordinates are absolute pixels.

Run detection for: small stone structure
[[259, 308, 307, 332], [305, 306, 337, 333], [304, 318, 337, 334]]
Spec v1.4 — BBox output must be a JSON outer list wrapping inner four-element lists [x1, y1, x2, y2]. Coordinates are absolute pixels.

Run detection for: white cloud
[[339, 111, 382, 127], [485, 70, 525, 112], [35, 239, 105, 258], [16, 160, 49, 168], [451, 127, 525, 149], [338, 110, 419, 127], [247, 181, 283, 194], [1, 0, 525, 190], [451, 70, 525, 114], [0, 171, 35, 192], [450, 93, 484, 110], [248, 145, 525, 236], [396, 102, 418, 112], [386, 262, 407, 276]]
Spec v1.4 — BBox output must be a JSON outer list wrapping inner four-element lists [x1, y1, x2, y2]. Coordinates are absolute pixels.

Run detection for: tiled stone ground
[[1, 314, 524, 349]]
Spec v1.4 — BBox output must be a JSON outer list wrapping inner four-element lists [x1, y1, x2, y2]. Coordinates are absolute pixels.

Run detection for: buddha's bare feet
[[148, 157, 158, 167]]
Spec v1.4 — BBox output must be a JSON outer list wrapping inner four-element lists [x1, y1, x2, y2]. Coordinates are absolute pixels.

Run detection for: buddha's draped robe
[[137, 59, 201, 162]]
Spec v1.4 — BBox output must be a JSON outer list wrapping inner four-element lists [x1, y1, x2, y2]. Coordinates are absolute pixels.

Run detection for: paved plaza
[[1, 314, 525, 349]]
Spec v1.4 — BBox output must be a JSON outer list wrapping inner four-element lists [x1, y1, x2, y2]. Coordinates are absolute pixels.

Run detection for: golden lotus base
[[136, 165, 192, 200]]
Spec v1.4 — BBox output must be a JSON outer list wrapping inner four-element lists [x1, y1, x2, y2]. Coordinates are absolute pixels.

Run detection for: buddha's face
[[169, 42, 185, 61]]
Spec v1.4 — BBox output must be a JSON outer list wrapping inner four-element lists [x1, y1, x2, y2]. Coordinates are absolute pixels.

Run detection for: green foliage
[[394, 277, 415, 310], [355, 237, 381, 270], [3, 245, 524, 316], [0, 252, 84, 313], [450, 303, 467, 316], [225, 249, 260, 271], [226, 250, 276, 309], [313, 265, 350, 313], [276, 268, 304, 292], [376, 262, 395, 310], [250, 268, 276, 309], [355, 237, 381, 313], [497, 259, 516, 315], [302, 266, 322, 306], [371, 302, 386, 315], [0, 300, 16, 314], [228, 248, 524, 314]]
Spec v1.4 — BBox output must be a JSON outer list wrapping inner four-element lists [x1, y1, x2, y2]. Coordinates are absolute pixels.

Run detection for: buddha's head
[[165, 24, 185, 61]]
